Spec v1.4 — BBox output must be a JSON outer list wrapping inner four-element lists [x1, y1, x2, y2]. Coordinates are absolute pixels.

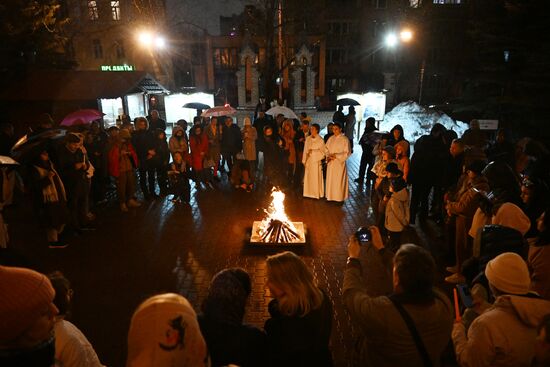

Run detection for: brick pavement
[[2, 145, 450, 367]]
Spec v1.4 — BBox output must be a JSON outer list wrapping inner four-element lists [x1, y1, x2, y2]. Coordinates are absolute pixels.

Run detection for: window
[[111, 1, 121, 20], [87, 0, 99, 20], [328, 22, 351, 35], [92, 39, 103, 59], [213, 48, 238, 68], [326, 49, 349, 65], [115, 40, 125, 58]]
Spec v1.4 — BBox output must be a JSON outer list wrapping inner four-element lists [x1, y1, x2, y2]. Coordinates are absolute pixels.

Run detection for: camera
[[355, 227, 371, 244]]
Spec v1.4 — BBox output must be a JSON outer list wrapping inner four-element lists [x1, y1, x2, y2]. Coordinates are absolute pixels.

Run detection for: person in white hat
[[452, 252, 550, 366]]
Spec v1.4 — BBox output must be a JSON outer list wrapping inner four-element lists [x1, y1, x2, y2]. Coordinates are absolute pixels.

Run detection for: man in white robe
[[325, 124, 350, 202], [302, 124, 326, 199]]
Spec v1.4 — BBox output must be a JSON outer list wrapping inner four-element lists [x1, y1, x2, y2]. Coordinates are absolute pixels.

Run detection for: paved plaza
[[2, 147, 449, 367]]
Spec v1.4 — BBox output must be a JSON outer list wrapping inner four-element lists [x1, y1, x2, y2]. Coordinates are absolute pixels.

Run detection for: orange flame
[[259, 189, 298, 233]]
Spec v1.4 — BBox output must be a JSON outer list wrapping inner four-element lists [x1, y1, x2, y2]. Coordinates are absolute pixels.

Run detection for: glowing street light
[[385, 33, 398, 48], [138, 31, 153, 47], [155, 36, 166, 49], [400, 29, 413, 43]]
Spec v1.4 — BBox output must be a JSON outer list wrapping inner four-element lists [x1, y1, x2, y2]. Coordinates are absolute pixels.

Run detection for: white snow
[[379, 101, 468, 143]]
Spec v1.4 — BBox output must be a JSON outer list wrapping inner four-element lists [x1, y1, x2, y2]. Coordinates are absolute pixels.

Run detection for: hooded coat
[[453, 295, 550, 367], [385, 187, 410, 232], [168, 126, 188, 159]]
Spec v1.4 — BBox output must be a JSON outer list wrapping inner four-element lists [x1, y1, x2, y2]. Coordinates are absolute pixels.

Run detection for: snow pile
[[380, 101, 468, 143]]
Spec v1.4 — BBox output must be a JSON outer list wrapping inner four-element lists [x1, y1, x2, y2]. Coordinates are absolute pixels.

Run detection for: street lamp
[[385, 33, 398, 48], [137, 30, 166, 49], [400, 29, 413, 43]]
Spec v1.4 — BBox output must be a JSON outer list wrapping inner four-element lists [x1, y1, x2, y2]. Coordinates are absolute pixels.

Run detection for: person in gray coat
[[343, 226, 453, 367]]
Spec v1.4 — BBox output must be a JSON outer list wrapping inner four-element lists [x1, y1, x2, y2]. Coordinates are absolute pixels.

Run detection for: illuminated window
[[111, 1, 121, 20], [88, 0, 99, 20], [115, 40, 125, 58], [92, 39, 103, 59]]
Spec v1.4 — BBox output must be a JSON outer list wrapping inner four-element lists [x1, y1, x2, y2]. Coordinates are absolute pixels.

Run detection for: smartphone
[[456, 284, 473, 308], [355, 227, 371, 244]]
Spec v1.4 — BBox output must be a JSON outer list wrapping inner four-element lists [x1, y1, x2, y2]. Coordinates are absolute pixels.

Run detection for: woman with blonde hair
[[264, 251, 333, 367]]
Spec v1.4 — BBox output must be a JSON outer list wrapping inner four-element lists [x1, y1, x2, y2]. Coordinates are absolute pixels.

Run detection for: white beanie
[[243, 117, 251, 126], [492, 202, 531, 236], [127, 293, 209, 367], [485, 252, 531, 295]]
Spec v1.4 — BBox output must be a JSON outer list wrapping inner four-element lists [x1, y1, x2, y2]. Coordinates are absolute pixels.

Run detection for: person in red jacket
[[189, 125, 209, 186], [108, 129, 141, 212]]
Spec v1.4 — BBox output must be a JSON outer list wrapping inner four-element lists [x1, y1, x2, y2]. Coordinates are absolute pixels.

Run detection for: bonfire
[[250, 189, 306, 245]]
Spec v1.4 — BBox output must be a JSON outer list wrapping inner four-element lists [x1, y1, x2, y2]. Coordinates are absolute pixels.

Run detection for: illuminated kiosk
[[250, 189, 306, 246]]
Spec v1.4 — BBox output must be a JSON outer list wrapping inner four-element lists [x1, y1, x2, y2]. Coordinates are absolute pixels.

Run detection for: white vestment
[[325, 134, 350, 202], [302, 135, 326, 199]]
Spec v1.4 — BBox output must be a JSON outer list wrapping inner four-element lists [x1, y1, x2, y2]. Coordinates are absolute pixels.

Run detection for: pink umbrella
[[201, 105, 237, 117], [60, 109, 105, 126]]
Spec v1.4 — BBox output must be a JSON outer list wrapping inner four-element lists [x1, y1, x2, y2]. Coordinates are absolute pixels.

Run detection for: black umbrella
[[10, 128, 67, 164], [183, 102, 211, 110], [336, 98, 360, 106]]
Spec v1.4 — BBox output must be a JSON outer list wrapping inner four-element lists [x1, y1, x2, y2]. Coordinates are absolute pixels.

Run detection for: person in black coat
[[409, 123, 449, 223], [150, 129, 170, 196], [262, 126, 284, 187], [355, 117, 378, 185], [147, 109, 166, 131], [198, 268, 266, 367], [57, 134, 91, 231], [221, 117, 243, 173], [264, 251, 333, 367], [132, 117, 157, 199]]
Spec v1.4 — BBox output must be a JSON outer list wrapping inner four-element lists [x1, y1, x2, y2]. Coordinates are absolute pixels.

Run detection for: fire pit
[[250, 189, 306, 245]]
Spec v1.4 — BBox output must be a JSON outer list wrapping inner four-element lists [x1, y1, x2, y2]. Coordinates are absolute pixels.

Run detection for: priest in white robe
[[302, 124, 326, 199], [325, 123, 350, 202]]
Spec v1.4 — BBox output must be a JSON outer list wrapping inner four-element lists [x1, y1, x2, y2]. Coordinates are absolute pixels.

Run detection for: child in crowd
[[385, 177, 410, 250], [168, 151, 190, 203]]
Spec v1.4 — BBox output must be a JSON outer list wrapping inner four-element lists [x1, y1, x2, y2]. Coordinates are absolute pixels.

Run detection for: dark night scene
[[2, 0, 550, 366]]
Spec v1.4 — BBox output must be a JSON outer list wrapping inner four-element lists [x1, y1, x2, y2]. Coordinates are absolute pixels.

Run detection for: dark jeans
[[222, 153, 235, 172], [67, 184, 88, 230], [139, 167, 156, 197], [410, 182, 432, 223], [170, 174, 190, 202], [358, 150, 374, 183], [154, 166, 168, 194]]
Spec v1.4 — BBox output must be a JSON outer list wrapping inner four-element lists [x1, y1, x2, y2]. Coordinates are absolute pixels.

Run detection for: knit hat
[[243, 116, 252, 126], [485, 252, 531, 295], [492, 202, 531, 236], [465, 160, 486, 175], [127, 293, 209, 367], [0, 266, 56, 344]]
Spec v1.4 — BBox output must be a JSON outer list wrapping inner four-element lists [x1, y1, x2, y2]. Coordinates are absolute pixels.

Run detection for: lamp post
[[383, 28, 414, 106]]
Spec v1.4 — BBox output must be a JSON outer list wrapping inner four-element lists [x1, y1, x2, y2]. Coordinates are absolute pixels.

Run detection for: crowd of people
[[2, 107, 550, 367]]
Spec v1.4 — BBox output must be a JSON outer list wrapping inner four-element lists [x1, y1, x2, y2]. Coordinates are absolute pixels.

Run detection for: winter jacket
[[131, 130, 155, 169], [189, 134, 209, 171], [448, 176, 490, 218], [343, 260, 453, 367], [385, 188, 410, 232], [221, 123, 242, 155], [528, 240, 550, 300], [108, 143, 137, 178], [241, 126, 257, 161], [168, 126, 188, 158], [264, 290, 333, 367], [452, 294, 550, 367]]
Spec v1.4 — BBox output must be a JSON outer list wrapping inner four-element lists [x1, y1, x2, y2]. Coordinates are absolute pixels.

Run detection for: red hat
[[0, 266, 56, 345]]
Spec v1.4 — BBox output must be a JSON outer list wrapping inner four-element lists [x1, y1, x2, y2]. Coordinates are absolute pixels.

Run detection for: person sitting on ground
[[126, 293, 210, 367], [168, 151, 191, 204], [48, 271, 104, 367], [198, 268, 266, 367], [264, 251, 334, 367], [0, 266, 59, 366], [528, 208, 550, 300], [452, 252, 550, 366], [108, 129, 141, 212], [343, 226, 453, 367], [385, 177, 410, 251], [230, 153, 253, 192]]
